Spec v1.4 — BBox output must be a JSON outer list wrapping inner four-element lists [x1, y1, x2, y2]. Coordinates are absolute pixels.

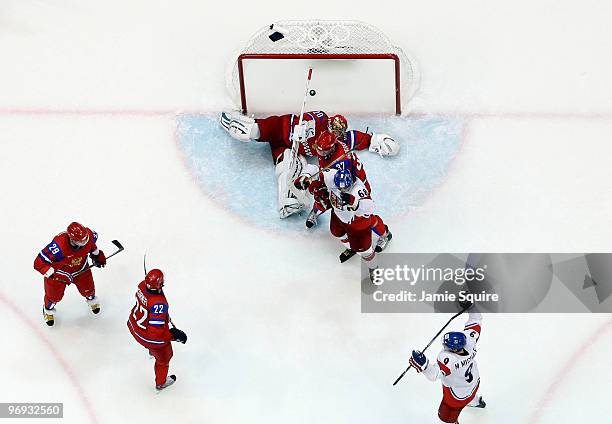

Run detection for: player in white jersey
[[409, 311, 486, 423], [307, 168, 390, 280]]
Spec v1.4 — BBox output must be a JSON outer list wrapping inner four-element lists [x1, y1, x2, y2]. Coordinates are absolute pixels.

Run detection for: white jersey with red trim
[[422, 312, 483, 401], [320, 168, 375, 225]]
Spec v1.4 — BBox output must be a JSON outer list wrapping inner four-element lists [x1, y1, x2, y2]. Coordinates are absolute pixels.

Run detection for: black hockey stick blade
[[143, 253, 148, 276], [106, 240, 124, 259], [111, 239, 124, 251]]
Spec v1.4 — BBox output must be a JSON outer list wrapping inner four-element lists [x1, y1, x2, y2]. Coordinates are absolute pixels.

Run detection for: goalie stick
[[287, 68, 314, 182], [73, 239, 124, 277], [392, 304, 471, 386]]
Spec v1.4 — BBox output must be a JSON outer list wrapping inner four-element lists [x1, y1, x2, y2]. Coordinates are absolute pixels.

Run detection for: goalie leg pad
[[275, 149, 308, 218], [369, 133, 400, 157], [220, 111, 260, 142]]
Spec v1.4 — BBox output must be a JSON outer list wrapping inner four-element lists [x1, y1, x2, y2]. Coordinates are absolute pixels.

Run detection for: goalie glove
[[220, 111, 258, 142], [369, 133, 400, 157]]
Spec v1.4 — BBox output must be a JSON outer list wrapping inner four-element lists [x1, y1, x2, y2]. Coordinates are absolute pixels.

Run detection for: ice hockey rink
[[1, 1, 612, 423]]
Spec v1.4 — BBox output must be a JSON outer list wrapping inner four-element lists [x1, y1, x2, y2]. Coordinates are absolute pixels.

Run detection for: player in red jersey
[[33, 222, 106, 326], [220, 111, 399, 219], [294, 131, 392, 261], [128, 269, 187, 391]]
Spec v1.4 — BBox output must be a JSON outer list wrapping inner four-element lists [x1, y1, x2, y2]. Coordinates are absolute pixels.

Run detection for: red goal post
[[226, 20, 419, 116]]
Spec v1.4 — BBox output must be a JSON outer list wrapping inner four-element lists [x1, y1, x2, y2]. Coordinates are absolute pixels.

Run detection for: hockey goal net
[[226, 20, 419, 115]]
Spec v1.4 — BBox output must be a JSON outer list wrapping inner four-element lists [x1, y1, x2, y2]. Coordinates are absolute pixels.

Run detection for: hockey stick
[[392, 305, 471, 386], [288, 68, 314, 176], [73, 239, 124, 277]]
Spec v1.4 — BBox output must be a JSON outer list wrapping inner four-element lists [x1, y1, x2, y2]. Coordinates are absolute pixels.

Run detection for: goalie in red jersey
[[128, 269, 187, 391], [33, 222, 106, 326], [220, 111, 399, 219]]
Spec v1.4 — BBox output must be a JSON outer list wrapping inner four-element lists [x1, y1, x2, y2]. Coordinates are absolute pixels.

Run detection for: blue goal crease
[[176, 114, 465, 234]]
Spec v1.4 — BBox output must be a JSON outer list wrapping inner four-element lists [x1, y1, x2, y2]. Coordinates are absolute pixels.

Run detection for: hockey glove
[[291, 123, 306, 143], [90, 250, 106, 268], [409, 350, 428, 373], [293, 175, 311, 190], [170, 327, 188, 344], [340, 193, 359, 210], [369, 133, 400, 157], [458, 298, 474, 311]]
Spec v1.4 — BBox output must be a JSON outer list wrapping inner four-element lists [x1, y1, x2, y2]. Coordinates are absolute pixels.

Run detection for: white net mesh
[[226, 20, 420, 113]]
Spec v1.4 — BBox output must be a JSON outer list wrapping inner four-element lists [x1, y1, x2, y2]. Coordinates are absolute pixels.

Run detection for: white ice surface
[[1, 1, 612, 423]]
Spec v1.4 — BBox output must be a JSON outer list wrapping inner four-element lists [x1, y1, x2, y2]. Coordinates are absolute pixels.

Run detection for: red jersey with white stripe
[[288, 111, 329, 157], [33, 229, 99, 278], [423, 312, 483, 401], [342, 129, 372, 152], [127, 281, 173, 349]]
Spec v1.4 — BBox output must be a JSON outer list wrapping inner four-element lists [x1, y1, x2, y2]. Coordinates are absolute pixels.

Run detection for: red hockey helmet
[[145, 269, 164, 291], [315, 131, 338, 157], [329, 114, 348, 137], [67, 222, 89, 247]]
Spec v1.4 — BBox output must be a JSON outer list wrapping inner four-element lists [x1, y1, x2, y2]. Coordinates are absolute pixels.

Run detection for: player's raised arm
[[464, 311, 483, 337], [409, 350, 448, 382]]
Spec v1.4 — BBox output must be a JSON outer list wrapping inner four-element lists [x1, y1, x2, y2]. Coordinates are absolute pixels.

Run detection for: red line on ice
[[529, 316, 612, 423], [1, 107, 612, 120], [0, 290, 99, 424]]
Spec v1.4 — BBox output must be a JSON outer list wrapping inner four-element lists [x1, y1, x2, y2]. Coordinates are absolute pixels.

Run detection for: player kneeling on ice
[[409, 311, 486, 423], [306, 167, 391, 281], [127, 269, 187, 391], [33, 222, 106, 327], [219, 110, 399, 219]]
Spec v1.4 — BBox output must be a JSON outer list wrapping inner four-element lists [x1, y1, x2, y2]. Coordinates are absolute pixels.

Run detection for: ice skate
[[374, 226, 392, 253], [86, 296, 100, 314], [305, 209, 318, 228], [368, 267, 379, 284], [43, 307, 55, 327], [339, 248, 356, 263], [156, 375, 176, 391], [469, 396, 486, 408]]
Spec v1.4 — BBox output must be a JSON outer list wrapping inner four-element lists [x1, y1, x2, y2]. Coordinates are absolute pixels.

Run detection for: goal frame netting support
[[226, 20, 419, 116], [237, 53, 403, 115]]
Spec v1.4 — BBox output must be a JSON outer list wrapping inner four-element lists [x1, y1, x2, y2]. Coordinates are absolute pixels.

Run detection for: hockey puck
[[309, 89, 316, 96]]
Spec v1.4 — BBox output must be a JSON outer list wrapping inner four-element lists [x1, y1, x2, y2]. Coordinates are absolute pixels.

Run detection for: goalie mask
[[329, 115, 348, 138]]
